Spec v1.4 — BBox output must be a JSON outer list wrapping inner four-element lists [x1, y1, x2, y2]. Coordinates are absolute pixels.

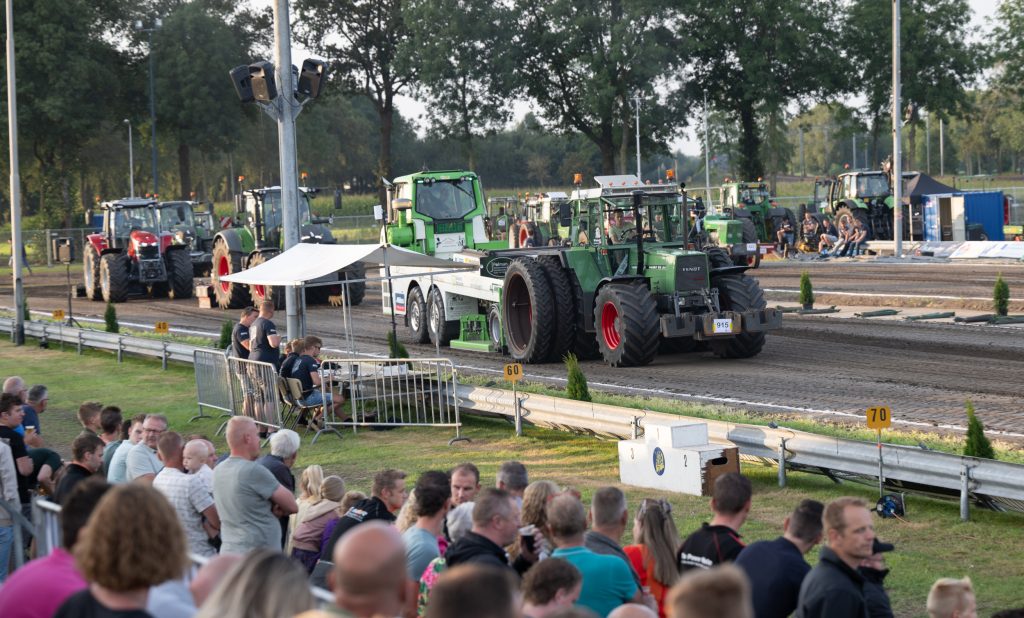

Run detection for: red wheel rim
[[519, 226, 529, 247], [254, 284, 266, 299], [747, 254, 757, 266], [601, 302, 620, 350], [217, 256, 230, 293]]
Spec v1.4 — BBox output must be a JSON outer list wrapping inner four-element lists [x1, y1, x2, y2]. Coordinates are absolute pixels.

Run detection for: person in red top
[[624, 498, 682, 618]]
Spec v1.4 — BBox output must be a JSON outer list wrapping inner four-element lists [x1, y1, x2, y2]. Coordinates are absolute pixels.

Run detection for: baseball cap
[[872, 538, 895, 554]]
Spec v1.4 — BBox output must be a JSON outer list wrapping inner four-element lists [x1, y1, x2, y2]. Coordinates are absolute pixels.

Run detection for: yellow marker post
[[866, 406, 892, 496], [505, 363, 524, 436], [51, 309, 65, 321], [154, 321, 170, 335]]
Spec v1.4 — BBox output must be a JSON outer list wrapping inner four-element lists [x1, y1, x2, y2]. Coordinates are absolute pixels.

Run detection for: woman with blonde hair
[[287, 465, 325, 553], [291, 475, 346, 572], [55, 484, 189, 617], [624, 498, 681, 618], [512, 480, 559, 561], [195, 549, 314, 618], [396, 487, 419, 532]]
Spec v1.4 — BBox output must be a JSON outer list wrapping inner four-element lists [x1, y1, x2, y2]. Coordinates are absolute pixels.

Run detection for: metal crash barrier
[[226, 358, 286, 434], [193, 349, 235, 422], [315, 357, 467, 445]]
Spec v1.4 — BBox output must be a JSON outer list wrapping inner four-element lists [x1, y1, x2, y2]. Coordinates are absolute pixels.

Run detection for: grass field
[[1, 341, 1021, 616]]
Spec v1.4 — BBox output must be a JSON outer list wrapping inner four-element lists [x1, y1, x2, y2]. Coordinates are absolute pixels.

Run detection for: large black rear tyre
[[212, 238, 251, 309], [247, 251, 284, 309], [536, 256, 575, 362], [341, 262, 366, 306], [100, 253, 130, 303], [502, 258, 556, 363], [594, 283, 659, 367], [709, 275, 768, 359], [834, 205, 872, 240], [83, 246, 102, 301], [167, 249, 194, 300]]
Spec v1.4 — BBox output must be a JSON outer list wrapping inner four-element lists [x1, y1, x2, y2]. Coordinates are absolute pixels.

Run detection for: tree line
[[0, 0, 1020, 228]]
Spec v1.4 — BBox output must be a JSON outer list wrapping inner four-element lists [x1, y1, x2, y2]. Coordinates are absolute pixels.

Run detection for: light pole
[[134, 19, 161, 196], [124, 119, 134, 197], [633, 93, 641, 179], [703, 89, 712, 206]]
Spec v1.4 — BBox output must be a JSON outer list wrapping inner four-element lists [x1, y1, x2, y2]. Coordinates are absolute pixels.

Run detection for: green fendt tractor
[[210, 186, 365, 309], [382, 171, 782, 367], [705, 181, 798, 265], [154, 200, 215, 276], [814, 171, 895, 240]]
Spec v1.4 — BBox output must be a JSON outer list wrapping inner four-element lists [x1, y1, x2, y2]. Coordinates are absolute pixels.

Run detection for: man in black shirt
[[290, 336, 345, 421], [322, 469, 407, 560], [53, 433, 105, 504], [678, 472, 752, 572], [231, 307, 258, 359], [0, 393, 34, 512], [248, 301, 282, 367]]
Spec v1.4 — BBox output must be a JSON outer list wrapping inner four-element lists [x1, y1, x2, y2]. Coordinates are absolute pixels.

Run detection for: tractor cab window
[[261, 191, 283, 230], [856, 174, 889, 198], [415, 178, 476, 221], [115, 208, 157, 235]]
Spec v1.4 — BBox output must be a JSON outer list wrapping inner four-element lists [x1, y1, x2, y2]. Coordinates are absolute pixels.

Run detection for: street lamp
[[134, 18, 162, 196], [124, 119, 134, 197], [703, 89, 712, 206]]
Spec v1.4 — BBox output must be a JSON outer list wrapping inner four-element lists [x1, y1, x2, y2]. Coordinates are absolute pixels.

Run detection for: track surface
[[4, 259, 1024, 444]]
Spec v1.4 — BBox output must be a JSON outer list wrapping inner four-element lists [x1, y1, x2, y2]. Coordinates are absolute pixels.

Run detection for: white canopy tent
[[220, 242, 477, 354]]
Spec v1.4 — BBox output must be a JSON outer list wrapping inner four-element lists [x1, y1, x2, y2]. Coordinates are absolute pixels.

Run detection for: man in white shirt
[[154, 431, 219, 557]]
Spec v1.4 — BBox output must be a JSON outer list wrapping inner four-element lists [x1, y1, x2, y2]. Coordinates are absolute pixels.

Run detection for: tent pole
[[385, 246, 398, 350]]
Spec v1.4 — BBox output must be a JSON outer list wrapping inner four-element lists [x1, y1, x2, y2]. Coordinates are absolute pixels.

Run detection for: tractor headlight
[[174, 230, 187, 244]]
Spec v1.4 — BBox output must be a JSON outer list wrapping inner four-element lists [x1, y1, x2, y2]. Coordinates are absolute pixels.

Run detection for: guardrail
[[2, 318, 1021, 520]]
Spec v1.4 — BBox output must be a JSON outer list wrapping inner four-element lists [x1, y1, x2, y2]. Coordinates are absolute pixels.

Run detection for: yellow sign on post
[[52, 309, 65, 321], [504, 363, 523, 383], [866, 406, 892, 429], [154, 321, 170, 335]]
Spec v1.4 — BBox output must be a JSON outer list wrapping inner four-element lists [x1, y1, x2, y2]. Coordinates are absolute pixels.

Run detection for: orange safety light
[[757, 176, 763, 182], [238, 175, 246, 183], [573, 173, 583, 186], [666, 169, 675, 181], [300, 171, 309, 180], [189, 191, 196, 198]]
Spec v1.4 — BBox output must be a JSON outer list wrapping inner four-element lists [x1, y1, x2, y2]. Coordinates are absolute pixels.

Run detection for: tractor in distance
[[154, 199, 215, 276], [381, 170, 782, 367], [210, 185, 366, 309], [514, 192, 571, 247], [813, 166, 919, 241], [82, 198, 194, 303], [704, 179, 798, 266]]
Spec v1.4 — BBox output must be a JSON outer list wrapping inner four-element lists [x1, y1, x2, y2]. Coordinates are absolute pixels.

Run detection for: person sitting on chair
[[776, 217, 795, 257], [290, 336, 346, 426]]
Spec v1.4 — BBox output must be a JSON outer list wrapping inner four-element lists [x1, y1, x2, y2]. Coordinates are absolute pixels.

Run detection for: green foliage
[[104, 302, 119, 333], [218, 320, 234, 350], [964, 401, 996, 460], [387, 330, 409, 359], [993, 273, 1009, 316], [564, 353, 592, 402], [799, 271, 814, 308]]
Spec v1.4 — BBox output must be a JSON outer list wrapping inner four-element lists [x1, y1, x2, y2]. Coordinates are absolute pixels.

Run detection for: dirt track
[[3, 258, 1024, 444]]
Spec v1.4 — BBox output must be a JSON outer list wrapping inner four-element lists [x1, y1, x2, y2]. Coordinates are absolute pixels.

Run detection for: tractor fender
[[215, 229, 245, 254], [159, 232, 175, 254], [86, 233, 108, 254], [593, 275, 647, 297]]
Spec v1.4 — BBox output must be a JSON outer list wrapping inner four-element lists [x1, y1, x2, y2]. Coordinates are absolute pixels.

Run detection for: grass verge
[[1, 341, 1021, 616]]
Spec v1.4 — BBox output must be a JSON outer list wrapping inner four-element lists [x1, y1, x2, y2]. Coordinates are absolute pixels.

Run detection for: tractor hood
[[644, 249, 710, 293]]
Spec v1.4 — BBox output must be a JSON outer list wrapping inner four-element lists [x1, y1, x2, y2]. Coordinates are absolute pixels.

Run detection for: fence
[[193, 349, 235, 422], [227, 357, 286, 434], [317, 357, 466, 445]]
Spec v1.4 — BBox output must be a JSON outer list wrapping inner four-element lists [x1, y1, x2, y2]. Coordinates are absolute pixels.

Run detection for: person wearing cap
[[859, 538, 895, 618]]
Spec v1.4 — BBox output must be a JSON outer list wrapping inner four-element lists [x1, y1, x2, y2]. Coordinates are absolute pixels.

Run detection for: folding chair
[[276, 376, 300, 430], [287, 378, 323, 432]]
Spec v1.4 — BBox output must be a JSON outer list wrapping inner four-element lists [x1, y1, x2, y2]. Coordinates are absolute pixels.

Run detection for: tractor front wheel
[[100, 253, 130, 303], [709, 275, 768, 359], [167, 249, 194, 300], [594, 283, 659, 367], [406, 286, 429, 344], [212, 239, 251, 309], [84, 246, 103, 301], [427, 287, 457, 347]]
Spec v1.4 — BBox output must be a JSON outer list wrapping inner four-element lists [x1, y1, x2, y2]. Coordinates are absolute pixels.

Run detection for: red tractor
[[83, 198, 194, 303]]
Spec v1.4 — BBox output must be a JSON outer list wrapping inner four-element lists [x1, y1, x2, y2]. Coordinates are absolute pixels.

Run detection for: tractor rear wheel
[[247, 252, 284, 310], [835, 205, 872, 240], [594, 283, 659, 367], [487, 303, 505, 352], [536, 256, 575, 362], [212, 239, 251, 309], [705, 246, 733, 269], [167, 249, 194, 300], [406, 285, 430, 344], [427, 287, 457, 347], [100, 253, 130, 303], [502, 258, 556, 363], [83, 246, 102, 300], [709, 275, 768, 359]]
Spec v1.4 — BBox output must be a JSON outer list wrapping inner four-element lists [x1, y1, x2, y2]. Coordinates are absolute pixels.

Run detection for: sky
[[259, 0, 1003, 157]]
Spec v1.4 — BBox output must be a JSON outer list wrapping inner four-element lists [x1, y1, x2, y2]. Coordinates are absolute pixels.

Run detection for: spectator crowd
[[0, 373, 1016, 618]]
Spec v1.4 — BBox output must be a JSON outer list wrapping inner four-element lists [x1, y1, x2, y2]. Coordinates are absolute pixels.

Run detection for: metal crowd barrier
[[193, 349, 236, 422], [316, 357, 467, 446], [226, 358, 285, 435]]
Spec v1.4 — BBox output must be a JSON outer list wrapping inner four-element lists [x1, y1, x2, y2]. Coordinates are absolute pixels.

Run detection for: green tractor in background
[[704, 180, 798, 265], [154, 200, 215, 276], [814, 170, 895, 240], [210, 186, 366, 309]]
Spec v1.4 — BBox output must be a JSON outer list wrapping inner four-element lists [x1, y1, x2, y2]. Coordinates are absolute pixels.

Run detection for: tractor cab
[[235, 187, 330, 250], [383, 170, 499, 258], [156, 201, 214, 276], [101, 199, 164, 252]]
